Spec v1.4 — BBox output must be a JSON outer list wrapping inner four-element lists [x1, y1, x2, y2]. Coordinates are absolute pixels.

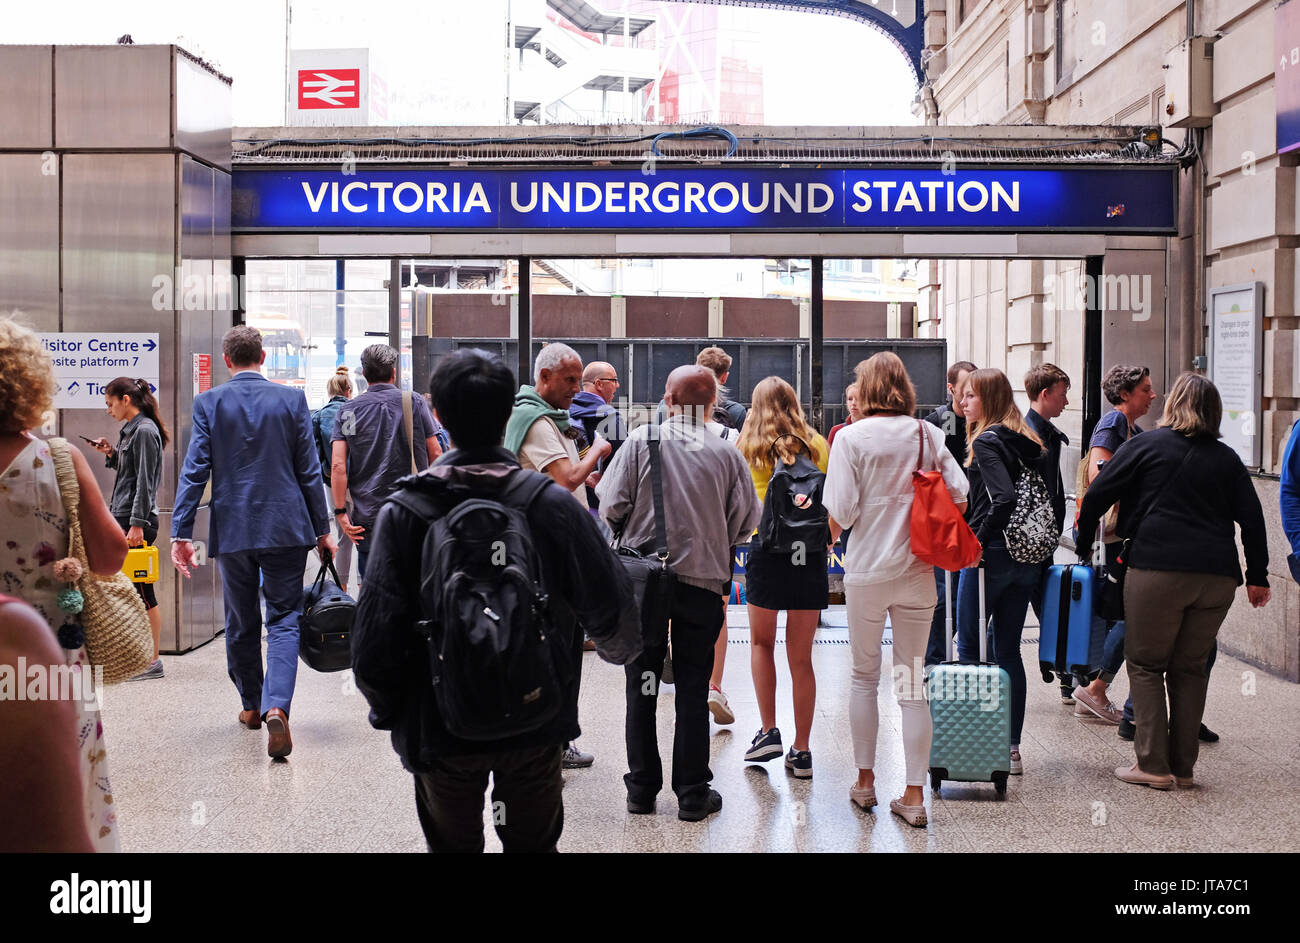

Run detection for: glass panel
[[245, 259, 390, 409]]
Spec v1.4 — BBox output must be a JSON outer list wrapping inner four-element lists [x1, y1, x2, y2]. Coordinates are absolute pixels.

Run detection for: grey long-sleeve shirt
[[106, 413, 163, 528], [596, 414, 760, 595]]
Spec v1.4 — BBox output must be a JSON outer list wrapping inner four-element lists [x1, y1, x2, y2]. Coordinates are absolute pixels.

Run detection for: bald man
[[596, 365, 760, 822], [570, 360, 627, 510]]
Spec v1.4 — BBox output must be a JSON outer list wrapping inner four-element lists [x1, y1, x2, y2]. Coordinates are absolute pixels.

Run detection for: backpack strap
[[497, 468, 554, 513]]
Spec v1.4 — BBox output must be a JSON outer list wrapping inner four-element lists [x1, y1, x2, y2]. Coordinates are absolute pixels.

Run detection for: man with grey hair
[[505, 343, 610, 510], [331, 344, 444, 582], [504, 342, 611, 769]]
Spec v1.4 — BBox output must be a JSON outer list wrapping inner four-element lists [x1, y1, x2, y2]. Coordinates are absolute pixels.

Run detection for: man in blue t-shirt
[[1070, 365, 1155, 729], [331, 344, 444, 581]]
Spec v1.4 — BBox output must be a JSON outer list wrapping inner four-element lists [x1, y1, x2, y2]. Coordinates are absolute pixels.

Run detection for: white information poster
[[1208, 283, 1263, 467], [40, 333, 161, 410]]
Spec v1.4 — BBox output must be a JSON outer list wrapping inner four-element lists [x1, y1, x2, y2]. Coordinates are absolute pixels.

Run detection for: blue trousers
[[925, 566, 961, 667], [217, 547, 309, 718], [956, 549, 1040, 745]]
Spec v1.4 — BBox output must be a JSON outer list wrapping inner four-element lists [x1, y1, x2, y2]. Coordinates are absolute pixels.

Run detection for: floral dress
[[1, 436, 120, 852]]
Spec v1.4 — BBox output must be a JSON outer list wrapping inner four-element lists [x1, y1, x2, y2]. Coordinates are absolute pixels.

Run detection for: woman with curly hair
[[737, 376, 830, 778], [0, 315, 127, 851]]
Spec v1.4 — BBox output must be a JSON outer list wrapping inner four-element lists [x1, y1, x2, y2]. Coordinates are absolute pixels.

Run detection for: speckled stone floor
[[98, 601, 1299, 853]]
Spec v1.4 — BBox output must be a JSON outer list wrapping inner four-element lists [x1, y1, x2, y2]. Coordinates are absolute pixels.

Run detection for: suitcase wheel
[[993, 771, 1008, 799], [929, 767, 944, 793]]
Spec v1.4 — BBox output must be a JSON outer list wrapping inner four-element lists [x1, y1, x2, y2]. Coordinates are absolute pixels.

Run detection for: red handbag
[[910, 419, 982, 571]]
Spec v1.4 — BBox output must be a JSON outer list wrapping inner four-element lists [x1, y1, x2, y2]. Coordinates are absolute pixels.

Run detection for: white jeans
[[845, 563, 936, 787]]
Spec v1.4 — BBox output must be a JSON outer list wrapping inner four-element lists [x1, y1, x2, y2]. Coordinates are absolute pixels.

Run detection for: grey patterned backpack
[[1003, 460, 1058, 564]]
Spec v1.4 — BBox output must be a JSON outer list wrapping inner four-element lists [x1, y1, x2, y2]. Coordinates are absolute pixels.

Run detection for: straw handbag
[[48, 437, 154, 684]]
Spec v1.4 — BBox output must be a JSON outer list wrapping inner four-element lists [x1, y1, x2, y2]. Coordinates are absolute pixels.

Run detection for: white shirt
[[822, 414, 970, 585]]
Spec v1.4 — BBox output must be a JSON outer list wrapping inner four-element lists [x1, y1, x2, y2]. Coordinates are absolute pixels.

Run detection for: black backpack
[[389, 470, 570, 742], [757, 433, 830, 554], [299, 554, 356, 672]]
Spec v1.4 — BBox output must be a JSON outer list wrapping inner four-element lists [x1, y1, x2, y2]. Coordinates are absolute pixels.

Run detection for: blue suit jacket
[[172, 371, 330, 556]]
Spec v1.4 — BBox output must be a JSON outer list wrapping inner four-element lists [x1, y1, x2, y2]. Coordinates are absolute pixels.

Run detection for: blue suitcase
[[1038, 564, 1104, 683], [928, 568, 1011, 798]]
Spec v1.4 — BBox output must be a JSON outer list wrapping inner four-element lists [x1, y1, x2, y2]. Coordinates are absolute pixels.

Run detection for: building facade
[[920, 0, 1299, 679]]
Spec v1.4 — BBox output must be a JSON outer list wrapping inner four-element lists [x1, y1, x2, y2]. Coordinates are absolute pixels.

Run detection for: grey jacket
[[596, 415, 760, 595], [106, 414, 163, 527]]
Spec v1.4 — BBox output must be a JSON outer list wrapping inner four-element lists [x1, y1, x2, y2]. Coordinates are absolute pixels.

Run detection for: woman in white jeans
[[824, 352, 969, 828]]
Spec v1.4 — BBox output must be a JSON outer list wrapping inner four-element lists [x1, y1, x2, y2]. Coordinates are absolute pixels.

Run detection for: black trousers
[[413, 744, 563, 853], [624, 581, 725, 807]]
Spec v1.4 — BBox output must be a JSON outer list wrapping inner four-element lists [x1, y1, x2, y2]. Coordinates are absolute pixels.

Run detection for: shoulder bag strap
[[915, 418, 927, 472], [647, 436, 669, 561], [46, 437, 89, 565], [401, 390, 417, 475]]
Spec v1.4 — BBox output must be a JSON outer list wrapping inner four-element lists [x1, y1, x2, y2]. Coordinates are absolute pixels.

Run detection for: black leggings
[[115, 516, 158, 610]]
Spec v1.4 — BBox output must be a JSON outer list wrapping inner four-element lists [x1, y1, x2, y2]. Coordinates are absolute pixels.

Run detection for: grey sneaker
[[561, 742, 594, 769], [784, 747, 813, 779], [126, 658, 164, 682], [1009, 749, 1023, 775]]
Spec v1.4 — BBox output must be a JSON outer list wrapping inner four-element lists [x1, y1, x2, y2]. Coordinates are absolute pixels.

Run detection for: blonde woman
[[738, 377, 830, 777], [0, 316, 128, 851], [311, 367, 355, 590], [956, 368, 1047, 776], [1077, 374, 1269, 789], [823, 353, 969, 826]]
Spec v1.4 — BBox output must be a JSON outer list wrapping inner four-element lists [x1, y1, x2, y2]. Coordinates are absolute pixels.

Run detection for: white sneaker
[[1009, 749, 1023, 775], [707, 685, 735, 725]]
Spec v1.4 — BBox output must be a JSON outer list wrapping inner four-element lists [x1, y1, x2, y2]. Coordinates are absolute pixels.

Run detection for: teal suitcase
[[927, 568, 1011, 798]]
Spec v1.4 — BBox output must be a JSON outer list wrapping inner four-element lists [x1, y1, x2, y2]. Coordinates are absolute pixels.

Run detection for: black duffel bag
[[612, 435, 676, 649], [300, 552, 356, 672]]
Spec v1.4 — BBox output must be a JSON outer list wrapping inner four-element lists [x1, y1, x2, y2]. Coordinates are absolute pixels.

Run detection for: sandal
[[889, 798, 928, 828]]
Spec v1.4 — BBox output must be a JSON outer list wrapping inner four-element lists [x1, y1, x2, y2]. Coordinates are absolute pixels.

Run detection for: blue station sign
[[232, 165, 1176, 234]]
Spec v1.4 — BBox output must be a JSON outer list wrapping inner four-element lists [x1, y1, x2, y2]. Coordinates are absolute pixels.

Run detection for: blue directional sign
[[232, 165, 1177, 234]]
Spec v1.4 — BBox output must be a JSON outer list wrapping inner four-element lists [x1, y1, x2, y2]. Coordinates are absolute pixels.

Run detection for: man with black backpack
[[351, 349, 640, 853]]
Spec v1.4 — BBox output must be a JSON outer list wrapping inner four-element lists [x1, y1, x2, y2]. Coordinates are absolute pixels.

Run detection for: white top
[[0, 435, 120, 851], [518, 416, 588, 509], [822, 415, 970, 585]]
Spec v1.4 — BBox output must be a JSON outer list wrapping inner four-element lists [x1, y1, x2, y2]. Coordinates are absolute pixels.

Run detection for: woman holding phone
[[91, 377, 169, 680]]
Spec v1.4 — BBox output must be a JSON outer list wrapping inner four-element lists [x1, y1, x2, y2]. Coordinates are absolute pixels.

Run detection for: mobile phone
[[78, 434, 100, 445]]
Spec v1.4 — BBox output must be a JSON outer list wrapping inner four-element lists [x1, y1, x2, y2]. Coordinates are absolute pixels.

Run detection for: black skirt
[[744, 538, 829, 611]]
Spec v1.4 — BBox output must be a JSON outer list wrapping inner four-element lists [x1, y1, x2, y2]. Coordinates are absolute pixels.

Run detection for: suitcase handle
[[944, 566, 990, 665]]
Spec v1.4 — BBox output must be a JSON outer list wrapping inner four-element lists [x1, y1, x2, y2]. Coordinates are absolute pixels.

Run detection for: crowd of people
[[0, 312, 1283, 852]]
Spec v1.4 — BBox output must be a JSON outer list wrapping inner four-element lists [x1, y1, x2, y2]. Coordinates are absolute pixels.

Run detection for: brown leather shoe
[[265, 708, 292, 759], [238, 709, 261, 730]]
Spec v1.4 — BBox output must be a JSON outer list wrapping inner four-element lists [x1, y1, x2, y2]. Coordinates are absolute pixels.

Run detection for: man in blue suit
[[171, 326, 336, 759]]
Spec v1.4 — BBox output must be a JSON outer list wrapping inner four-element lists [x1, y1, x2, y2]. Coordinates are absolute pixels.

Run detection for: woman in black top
[[956, 368, 1048, 777], [91, 377, 169, 680], [1077, 373, 1270, 790]]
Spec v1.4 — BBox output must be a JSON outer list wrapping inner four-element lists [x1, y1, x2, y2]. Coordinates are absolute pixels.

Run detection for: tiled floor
[[101, 609, 1299, 853]]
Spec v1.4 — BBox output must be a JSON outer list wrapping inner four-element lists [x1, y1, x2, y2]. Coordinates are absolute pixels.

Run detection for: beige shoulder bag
[[48, 437, 153, 684]]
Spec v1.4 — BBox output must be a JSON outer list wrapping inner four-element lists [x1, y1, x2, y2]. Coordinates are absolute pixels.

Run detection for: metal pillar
[[517, 257, 532, 386], [1082, 255, 1104, 448], [334, 258, 346, 365], [388, 257, 402, 387], [811, 256, 824, 433]]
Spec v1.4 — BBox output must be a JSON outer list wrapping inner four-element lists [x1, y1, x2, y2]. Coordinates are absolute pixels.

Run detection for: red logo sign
[[297, 69, 360, 109]]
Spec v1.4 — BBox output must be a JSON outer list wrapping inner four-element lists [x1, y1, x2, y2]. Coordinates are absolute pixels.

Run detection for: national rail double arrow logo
[[298, 69, 360, 109]]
